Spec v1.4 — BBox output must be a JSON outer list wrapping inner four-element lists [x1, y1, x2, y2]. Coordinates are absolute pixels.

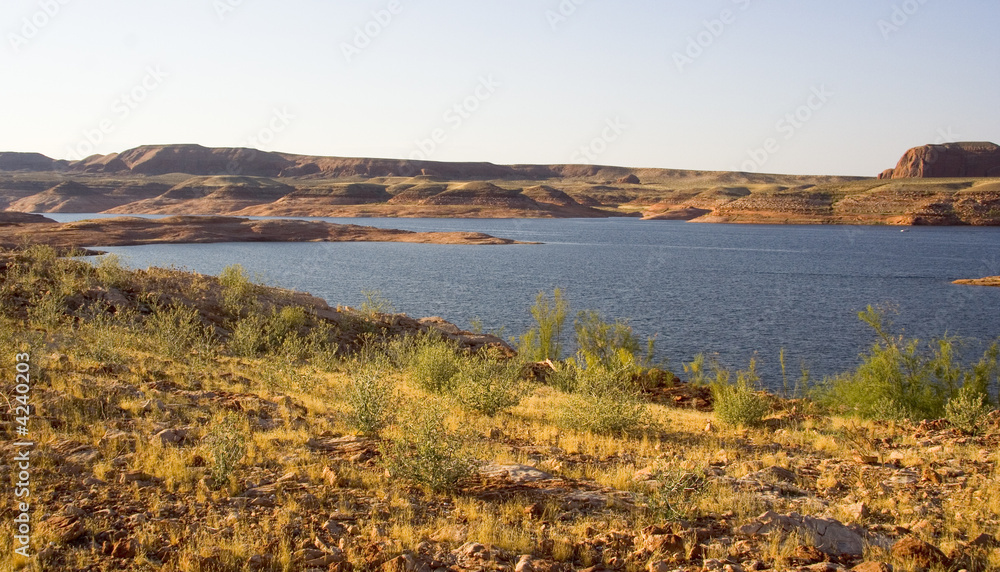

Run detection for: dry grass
[[0, 251, 997, 572]]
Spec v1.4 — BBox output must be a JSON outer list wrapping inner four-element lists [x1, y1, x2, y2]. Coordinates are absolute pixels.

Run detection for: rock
[[294, 546, 345, 567], [969, 532, 999, 548], [643, 533, 686, 558], [515, 554, 535, 572], [648, 561, 672, 572], [793, 544, 827, 564], [42, 515, 84, 543], [844, 502, 870, 521], [480, 464, 554, 483], [618, 174, 641, 184], [881, 141, 1000, 178], [736, 512, 865, 556], [920, 467, 943, 484], [890, 536, 949, 569], [524, 503, 544, 520], [851, 563, 893, 572], [102, 538, 141, 559], [152, 427, 189, 445], [756, 465, 799, 483]]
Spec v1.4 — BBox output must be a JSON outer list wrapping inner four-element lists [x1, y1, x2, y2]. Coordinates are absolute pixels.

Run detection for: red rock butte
[[878, 142, 1000, 179]]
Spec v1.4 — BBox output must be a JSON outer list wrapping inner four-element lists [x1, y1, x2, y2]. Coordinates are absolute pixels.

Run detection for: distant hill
[[1, 143, 998, 224]]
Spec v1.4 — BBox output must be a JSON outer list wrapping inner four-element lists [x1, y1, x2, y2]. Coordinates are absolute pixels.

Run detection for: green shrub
[[945, 385, 994, 436], [452, 351, 526, 416], [410, 336, 460, 394], [518, 288, 568, 361], [361, 289, 395, 317], [95, 254, 131, 289], [712, 359, 769, 428], [27, 290, 68, 330], [556, 385, 647, 435], [574, 310, 649, 370], [820, 306, 999, 421], [227, 306, 309, 358], [145, 303, 212, 359], [381, 405, 475, 492], [203, 412, 249, 489], [219, 264, 257, 316], [347, 359, 396, 436]]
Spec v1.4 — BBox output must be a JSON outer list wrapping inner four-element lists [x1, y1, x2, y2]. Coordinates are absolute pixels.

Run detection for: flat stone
[[736, 511, 865, 556]]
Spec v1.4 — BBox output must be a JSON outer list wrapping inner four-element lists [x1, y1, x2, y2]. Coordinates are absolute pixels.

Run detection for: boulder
[[618, 174, 641, 184], [890, 536, 949, 569], [736, 512, 865, 556]]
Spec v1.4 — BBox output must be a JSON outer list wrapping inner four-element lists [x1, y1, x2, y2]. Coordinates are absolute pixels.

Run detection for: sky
[[2, 0, 998, 176]]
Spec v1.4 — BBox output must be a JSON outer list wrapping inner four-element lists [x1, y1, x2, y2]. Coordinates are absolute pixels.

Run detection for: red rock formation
[[882, 142, 1000, 178]]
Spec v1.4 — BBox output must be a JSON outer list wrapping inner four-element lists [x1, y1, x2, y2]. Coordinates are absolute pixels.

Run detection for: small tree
[[518, 288, 568, 362]]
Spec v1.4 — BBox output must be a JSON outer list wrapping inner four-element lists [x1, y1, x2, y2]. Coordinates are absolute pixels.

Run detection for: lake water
[[49, 214, 1000, 390]]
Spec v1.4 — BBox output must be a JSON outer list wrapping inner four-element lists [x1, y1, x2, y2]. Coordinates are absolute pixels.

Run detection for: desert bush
[[381, 404, 475, 492], [712, 359, 770, 428], [27, 290, 68, 330], [452, 350, 526, 416], [820, 306, 998, 421], [227, 306, 309, 358], [218, 264, 257, 316], [410, 336, 461, 394], [203, 412, 249, 489], [556, 385, 647, 435], [146, 303, 213, 360], [518, 288, 568, 362], [574, 310, 651, 370], [347, 358, 396, 435], [361, 289, 395, 317], [683, 353, 709, 386], [945, 385, 994, 436], [95, 253, 131, 289]]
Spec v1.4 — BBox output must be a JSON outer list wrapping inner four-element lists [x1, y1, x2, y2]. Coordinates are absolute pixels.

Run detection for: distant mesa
[[879, 142, 1000, 179], [0, 152, 68, 172], [3, 142, 1000, 225]]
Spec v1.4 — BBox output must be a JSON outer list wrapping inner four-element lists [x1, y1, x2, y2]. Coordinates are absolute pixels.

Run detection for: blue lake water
[[49, 214, 1000, 390]]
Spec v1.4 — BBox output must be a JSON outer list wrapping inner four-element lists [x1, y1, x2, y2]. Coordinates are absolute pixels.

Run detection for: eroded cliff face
[[879, 142, 1000, 179]]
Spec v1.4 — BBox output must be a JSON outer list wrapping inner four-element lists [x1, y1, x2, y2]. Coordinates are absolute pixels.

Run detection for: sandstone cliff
[[879, 142, 1000, 179]]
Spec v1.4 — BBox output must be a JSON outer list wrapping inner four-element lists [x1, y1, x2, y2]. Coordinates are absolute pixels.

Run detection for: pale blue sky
[[2, 0, 997, 176]]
